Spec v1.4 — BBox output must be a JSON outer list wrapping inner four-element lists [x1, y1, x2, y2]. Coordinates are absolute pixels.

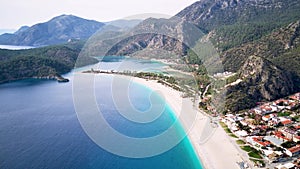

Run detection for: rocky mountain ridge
[[226, 55, 296, 111]]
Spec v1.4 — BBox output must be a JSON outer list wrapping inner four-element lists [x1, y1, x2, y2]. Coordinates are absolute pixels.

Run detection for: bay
[[0, 59, 202, 169]]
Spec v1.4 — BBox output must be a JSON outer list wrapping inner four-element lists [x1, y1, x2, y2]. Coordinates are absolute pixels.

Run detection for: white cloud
[[0, 0, 197, 29]]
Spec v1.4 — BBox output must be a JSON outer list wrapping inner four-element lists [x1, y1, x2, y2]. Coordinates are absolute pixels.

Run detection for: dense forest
[[0, 41, 98, 83]]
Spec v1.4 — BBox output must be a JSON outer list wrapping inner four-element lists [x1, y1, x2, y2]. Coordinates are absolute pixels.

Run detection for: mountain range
[[103, 0, 300, 112], [1, 0, 300, 112], [0, 15, 104, 46], [0, 15, 142, 47]]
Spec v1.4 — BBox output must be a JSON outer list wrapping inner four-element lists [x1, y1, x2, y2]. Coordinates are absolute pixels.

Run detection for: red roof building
[[290, 93, 300, 101], [293, 135, 300, 142], [282, 119, 293, 126], [252, 137, 271, 147], [279, 117, 293, 126], [246, 136, 271, 148], [274, 131, 291, 141], [288, 145, 300, 157]]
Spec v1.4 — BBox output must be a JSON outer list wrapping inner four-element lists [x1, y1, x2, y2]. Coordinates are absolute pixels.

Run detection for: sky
[[0, 0, 198, 30]]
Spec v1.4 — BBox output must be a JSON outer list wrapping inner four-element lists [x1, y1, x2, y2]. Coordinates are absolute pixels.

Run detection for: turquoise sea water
[[0, 59, 203, 169]]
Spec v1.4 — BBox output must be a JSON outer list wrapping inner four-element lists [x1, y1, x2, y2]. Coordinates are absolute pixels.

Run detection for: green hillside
[[0, 41, 98, 83]]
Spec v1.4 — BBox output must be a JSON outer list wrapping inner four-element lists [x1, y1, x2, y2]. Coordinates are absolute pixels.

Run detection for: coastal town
[[220, 92, 300, 168]]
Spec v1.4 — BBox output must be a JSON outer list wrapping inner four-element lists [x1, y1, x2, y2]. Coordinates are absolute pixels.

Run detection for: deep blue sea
[[0, 59, 203, 169]]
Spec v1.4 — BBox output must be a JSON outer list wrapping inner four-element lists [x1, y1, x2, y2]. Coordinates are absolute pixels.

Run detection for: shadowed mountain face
[[0, 15, 104, 46]]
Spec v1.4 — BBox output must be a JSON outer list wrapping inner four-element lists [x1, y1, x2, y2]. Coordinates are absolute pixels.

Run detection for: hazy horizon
[[0, 0, 198, 30]]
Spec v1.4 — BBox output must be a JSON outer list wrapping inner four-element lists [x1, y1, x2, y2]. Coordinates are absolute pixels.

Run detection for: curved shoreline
[[128, 76, 243, 169]]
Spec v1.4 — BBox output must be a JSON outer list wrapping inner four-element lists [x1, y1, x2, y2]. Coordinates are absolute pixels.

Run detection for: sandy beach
[[128, 76, 248, 169]]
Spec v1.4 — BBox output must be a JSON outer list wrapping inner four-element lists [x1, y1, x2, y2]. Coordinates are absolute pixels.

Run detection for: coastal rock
[[56, 76, 69, 83]]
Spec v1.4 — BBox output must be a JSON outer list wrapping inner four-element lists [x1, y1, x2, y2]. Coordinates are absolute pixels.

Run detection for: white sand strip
[[129, 76, 246, 169]]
